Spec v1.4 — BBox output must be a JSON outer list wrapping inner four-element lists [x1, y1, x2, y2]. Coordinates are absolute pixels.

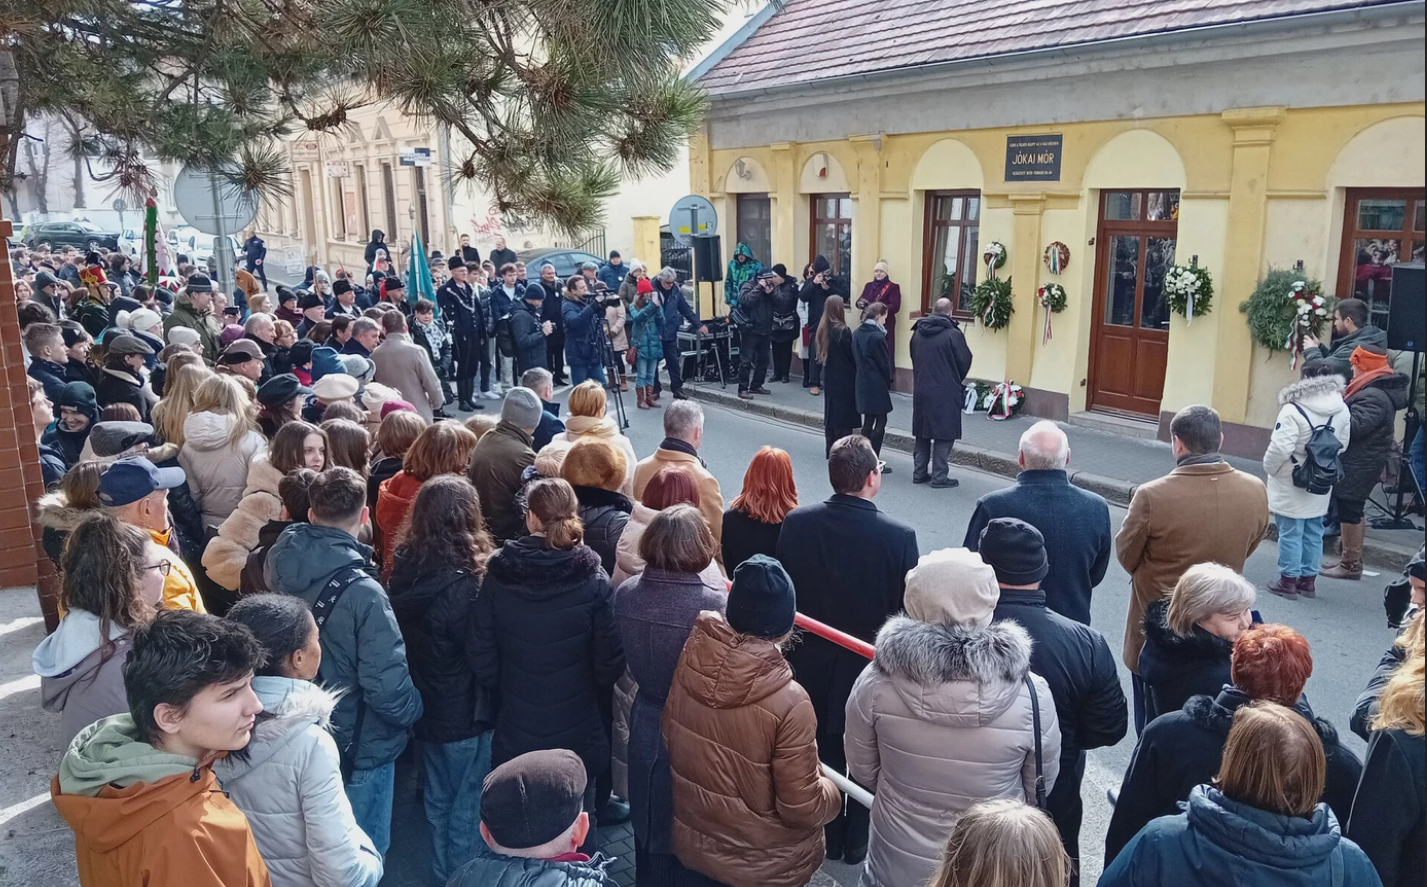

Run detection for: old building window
[[1337, 189, 1426, 329], [736, 194, 772, 267], [921, 191, 981, 316], [811, 194, 852, 277]]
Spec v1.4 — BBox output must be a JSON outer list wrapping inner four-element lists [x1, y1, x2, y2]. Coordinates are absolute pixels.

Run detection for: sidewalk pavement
[[686, 378, 1422, 571]]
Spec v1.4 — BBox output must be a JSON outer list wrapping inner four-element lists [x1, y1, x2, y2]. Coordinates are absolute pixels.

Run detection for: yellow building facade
[[689, 1, 1425, 454]]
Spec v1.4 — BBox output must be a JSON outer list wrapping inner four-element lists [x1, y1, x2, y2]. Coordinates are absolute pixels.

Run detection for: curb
[[686, 384, 1417, 572]]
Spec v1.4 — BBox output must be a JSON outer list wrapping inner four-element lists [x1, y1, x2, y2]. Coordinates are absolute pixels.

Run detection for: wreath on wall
[[1164, 263, 1214, 324], [1037, 283, 1068, 345], [983, 242, 1008, 278], [1240, 269, 1331, 367], [969, 276, 1014, 330]]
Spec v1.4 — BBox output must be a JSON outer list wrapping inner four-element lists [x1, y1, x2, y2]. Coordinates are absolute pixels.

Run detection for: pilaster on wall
[[1215, 107, 1286, 424], [770, 142, 799, 269], [631, 216, 661, 270], [0, 221, 51, 625], [688, 124, 713, 199], [849, 134, 884, 285], [1006, 194, 1046, 385]]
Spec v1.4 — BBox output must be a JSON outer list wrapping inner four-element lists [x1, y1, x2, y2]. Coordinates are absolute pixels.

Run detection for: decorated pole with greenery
[[143, 196, 158, 285]]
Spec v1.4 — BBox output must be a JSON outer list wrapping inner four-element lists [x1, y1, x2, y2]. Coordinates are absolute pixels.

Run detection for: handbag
[[625, 346, 638, 368], [1023, 673, 1047, 808]]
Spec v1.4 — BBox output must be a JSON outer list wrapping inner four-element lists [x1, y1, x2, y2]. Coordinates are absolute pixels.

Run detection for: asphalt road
[[577, 382, 1398, 885]]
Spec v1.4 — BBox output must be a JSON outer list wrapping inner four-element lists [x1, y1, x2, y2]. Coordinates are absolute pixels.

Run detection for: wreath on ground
[[969, 276, 1013, 330], [1164, 263, 1214, 323], [963, 380, 1026, 417], [1240, 268, 1330, 358]]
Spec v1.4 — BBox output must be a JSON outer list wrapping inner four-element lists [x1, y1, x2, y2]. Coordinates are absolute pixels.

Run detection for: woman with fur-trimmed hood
[[844, 547, 1061, 887]]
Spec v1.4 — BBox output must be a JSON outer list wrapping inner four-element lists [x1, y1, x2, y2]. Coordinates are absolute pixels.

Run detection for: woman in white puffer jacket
[[218, 594, 383, 887], [178, 375, 267, 529], [1261, 360, 1351, 600]]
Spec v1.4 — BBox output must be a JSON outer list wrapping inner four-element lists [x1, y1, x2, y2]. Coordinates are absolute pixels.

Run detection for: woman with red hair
[[1105, 623, 1362, 863], [613, 464, 722, 588], [722, 446, 798, 572]]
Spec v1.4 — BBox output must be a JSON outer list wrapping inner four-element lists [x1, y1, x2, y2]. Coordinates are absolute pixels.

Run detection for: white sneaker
[[480, 390, 502, 400]]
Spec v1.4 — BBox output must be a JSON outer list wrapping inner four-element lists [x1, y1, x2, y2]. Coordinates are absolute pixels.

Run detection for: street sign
[[399, 148, 433, 167], [111, 198, 127, 213], [173, 164, 259, 236], [669, 194, 718, 246]]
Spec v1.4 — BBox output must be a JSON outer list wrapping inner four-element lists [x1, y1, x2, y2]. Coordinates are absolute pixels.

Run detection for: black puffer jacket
[[388, 557, 494, 745], [1136, 599, 1233, 723], [471, 537, 625, 775], [572, 485, 632, 577], [1338, 372, 1410, 501], [1106, 685, 1363, 864], [770, 279, 800, 344]]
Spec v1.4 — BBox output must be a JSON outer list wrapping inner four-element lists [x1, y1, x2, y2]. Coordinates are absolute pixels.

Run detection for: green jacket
[[163, 301, 221, 363]]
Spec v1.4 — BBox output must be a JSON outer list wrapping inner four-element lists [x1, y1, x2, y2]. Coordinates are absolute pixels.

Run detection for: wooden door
[[1088, 189, 1179, 417]]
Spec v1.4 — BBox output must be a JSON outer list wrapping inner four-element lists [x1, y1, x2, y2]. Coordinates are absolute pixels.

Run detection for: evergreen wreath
[[1239, 268, 1330, 353], [1037, 282, 1067, 313], [983, 242, 1008, 275], [1164, 263, 1214, 322], [969, 276, 1013, 330]]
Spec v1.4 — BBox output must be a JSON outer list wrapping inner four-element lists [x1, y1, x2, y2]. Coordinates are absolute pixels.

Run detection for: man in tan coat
[[632, 400, 725, 571], [1115, 405, 1269, 733], [371, 310, 445, 421]]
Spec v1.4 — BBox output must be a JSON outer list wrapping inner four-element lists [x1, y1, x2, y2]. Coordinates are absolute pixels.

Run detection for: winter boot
[[636, 386, 650, 410], [1321, 522, 1364, 580], [1296, 574, 1318, 599], [1267, 574, 1299, 600], [1321, 532, 1344, 570], [620, 377, 629, 392], [646, 385, 661, 408]]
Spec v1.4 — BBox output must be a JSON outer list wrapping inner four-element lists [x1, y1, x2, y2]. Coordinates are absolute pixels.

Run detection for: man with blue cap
[[99, 457, 207, 613]]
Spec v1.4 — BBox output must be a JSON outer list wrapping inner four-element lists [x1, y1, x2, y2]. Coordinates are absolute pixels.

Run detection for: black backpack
[[1289, 403, 1344, 495]]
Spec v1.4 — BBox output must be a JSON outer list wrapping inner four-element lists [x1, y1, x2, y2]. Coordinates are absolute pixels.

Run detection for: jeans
[[913, 438, 954, 483], [1411, 424, 1425, 496], [737, 333, 770, 392], [1275, 513, 1327, 578], [424, 733, 494, 882], [493, 352, 515, 390], [345, 760, 396, 858], [570, 363, 607, 386], [861, 412, 888, 456], [661, 340, 684, 392], [637, 354, 659, 387]]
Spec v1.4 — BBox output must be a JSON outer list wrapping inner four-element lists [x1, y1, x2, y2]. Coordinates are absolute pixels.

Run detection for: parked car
[[173, 230, 241, 276], [517, 248, 605, 283], [24, 220, 121, 252]]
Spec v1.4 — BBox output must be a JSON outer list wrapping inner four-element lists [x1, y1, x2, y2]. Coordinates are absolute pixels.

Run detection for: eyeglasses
[[876, 460, 887, 474], [144, 560, 172, 577]]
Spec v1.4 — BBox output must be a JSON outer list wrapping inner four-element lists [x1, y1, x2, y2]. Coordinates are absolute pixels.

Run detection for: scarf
[[414, 317, 448, 352], [1176, 452, 1226, 467], [659, 436, 706, 467]]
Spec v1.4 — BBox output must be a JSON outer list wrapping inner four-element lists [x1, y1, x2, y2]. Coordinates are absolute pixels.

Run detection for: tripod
[[601, 324, 630, 431], [1370, 351, 1423, 531]]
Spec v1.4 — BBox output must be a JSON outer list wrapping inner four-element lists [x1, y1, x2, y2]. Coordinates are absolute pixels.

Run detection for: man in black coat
[[437, 257, 489, 411], [981, 518, 1127, 886], [852, 303, 894, 461], [965, 420, 1112, 625], [909, 298, 973, 488], [241, 231, 267, 290], [1104, 623, 1362, 866], [735, 269, 776, 400], [776, 434, 918, 862], [535, 262, 568, 384]]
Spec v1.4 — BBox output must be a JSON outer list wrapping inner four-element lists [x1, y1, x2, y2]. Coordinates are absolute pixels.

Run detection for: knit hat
[[288, 339, 316, 369], [726, 554, 797, 639], [34, 271, 58, 291], [61, 326, 90, 348], [381, 399, 416, 418], [771, 263, 789, 279], [332, 278, 353, 297], [340, 354, 376, 383], [299, 292, 325, 311], [978, 518, 1050, 586], [501, 386, 544, 428], [257, 374, 311, 408], [57, 381, 98, 413], [185, 273, 216, 293], [219, 323, 246, 347], [123, 308, 162, 334], [309, 346, 345, 381], [481, 750, 587, 851], [904, 548, 1000, 628], [357, 382, 400, 415], [314, 270, 330, 284], [311, 373, 359, 402], [1350, 344, 1390, 373], [166, 326, 202, 348], [276, 286, 298, 306], [637, 278, 654, 295], [107, 334, 154, 356]]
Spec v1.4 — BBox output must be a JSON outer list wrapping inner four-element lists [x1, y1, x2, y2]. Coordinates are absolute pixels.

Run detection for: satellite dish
[[172, 164, 258, 236]]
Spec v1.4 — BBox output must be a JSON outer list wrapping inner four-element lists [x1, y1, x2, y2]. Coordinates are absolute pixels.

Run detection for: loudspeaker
[[693, 235, 722, 283], [1387, 262, 1424, 352]]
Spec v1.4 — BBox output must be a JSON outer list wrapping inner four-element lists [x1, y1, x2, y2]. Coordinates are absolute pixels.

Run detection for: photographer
[[509, 283, 554, 374], [562, 275, 610, 386], [799, 254, 848, 395], [734, 269, 776, 400]]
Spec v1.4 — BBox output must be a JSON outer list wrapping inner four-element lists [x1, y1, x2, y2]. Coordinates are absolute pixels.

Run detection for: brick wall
[[0, 221, 56, 629]]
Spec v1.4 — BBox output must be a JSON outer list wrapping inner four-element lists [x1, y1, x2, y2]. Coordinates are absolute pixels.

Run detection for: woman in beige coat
[[845, 547, 1062, 887], [201, 421, 327, 591], [541, 380, 638, 496], [178, 375, 268, 529]]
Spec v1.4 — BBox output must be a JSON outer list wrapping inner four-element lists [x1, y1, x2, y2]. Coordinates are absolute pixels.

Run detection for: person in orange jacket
[[51, 608, 270, 887]]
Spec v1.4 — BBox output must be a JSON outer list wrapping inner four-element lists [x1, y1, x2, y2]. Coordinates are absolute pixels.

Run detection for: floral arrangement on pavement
[[1037, 282, 1068, 345], [983, 380, 1025, 420], [1240, 268, 1331, 369], [969, 276, 1013, 330], [1164, 262, 1214, 324]]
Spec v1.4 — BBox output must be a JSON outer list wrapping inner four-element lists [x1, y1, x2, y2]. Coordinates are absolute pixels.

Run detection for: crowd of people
[[14, 233, 1425, 887]]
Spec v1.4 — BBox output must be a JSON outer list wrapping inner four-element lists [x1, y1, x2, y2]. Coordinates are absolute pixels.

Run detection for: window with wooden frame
[[736, 194, 772, 268], [1337, 188, 1426, 330], [811, 194, 852, 277], [920, 191, 981, 316]]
